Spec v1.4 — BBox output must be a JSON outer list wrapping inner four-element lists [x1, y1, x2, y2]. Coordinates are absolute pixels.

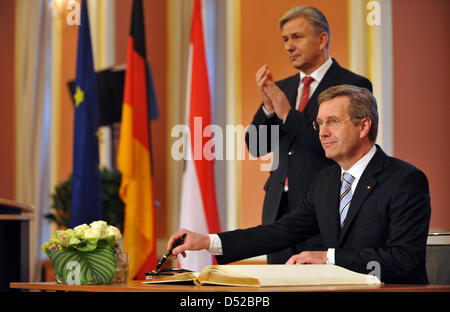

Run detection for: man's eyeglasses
[[312, 117, 362, 131]]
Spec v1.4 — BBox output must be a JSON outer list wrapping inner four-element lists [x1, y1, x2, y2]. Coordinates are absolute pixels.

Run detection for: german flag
[[118, 0, 158, 280]]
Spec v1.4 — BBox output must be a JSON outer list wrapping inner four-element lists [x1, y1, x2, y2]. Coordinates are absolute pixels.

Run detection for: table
[[0, 199, 33, 291], [9, 281, 450, 292]]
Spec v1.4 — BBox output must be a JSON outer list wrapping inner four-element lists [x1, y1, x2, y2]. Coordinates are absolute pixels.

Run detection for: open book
[[142, 264, 381, 287]]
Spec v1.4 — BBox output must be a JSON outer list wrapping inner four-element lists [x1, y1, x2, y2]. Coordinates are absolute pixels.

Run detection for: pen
[[151, 233, 187, 274]]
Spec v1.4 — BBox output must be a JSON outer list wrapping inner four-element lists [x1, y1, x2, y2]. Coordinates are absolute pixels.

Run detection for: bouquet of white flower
[[42, 221, 123, 285]]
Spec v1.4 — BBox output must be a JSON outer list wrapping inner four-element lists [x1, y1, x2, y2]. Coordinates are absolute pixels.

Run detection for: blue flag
[[146, 63, 159, 121], [71, 0, 102, 227]]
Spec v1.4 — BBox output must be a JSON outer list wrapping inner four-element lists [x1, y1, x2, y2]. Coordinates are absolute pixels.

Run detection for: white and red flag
[[178, 0, 221, 272]]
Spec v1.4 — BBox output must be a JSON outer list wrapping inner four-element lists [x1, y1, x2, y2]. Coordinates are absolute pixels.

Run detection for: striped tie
[[340, 172, 355, 227]]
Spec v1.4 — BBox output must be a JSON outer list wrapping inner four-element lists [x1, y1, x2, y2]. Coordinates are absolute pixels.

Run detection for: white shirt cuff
[[262, 105, 275, 118], [326, 248, 335, 264], [207, 234, 223, 255]]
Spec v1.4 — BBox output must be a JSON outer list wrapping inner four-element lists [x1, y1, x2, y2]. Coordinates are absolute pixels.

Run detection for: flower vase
[[42, 221, 124, 285], [47, 241, 117, 285]]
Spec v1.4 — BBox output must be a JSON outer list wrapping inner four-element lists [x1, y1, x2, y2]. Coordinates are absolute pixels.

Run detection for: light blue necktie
[[340, 172, 355, 227]]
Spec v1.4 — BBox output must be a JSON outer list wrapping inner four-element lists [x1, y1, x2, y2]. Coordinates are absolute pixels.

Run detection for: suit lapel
[[338, 147, 385, 245], [324, 167, 342, 246], [284, 74, 300, 109], [284, 59, 342, 117], [303, 59, 341, 118]]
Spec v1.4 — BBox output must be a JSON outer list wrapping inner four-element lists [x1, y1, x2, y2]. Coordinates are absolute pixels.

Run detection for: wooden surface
[[0, 198, 34, 213], [10, 281, 450, 292], [0, 214, 32, 220]]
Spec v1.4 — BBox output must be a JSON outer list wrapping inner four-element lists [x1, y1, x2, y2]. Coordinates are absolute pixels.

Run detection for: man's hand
[[256, 65, 274, 112], [285, 251, 328, 264], [264, 82, 291, 121], [167, 229, 210, 258], [256, 65, 291, 121]]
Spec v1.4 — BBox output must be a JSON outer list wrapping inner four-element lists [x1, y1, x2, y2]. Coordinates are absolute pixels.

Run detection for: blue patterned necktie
[[340, 172, 355, 227]]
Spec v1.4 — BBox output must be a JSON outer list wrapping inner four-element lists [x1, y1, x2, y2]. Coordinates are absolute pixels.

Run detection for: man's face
[[281, 17, 327, 74], [316, 96, 364, 169]]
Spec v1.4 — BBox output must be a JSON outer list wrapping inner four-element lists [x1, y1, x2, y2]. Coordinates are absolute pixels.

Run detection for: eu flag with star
[[71, 0, 102, 227]]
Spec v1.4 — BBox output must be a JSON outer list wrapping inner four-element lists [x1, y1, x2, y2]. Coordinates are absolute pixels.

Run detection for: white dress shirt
[[208, 145, 378, 265], [326, 144, 377, 264]]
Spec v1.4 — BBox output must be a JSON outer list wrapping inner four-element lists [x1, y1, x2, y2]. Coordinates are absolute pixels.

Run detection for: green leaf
[[103, 235, 117, 249], [72, 238, 99, 252], [47, 242, 116, 284], [69, 237, 81, 245]]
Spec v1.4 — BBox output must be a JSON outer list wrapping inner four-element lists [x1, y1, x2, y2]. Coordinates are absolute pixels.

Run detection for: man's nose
[[319, 124, 331, 138], [284, 39, 295, 51]]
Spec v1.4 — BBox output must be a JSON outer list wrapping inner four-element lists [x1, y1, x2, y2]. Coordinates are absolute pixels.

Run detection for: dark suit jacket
[[245, 59, 373, 263], [217, 146, 431, 284]]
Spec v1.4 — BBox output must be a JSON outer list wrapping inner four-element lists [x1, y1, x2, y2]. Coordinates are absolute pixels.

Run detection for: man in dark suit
[[169, 85, 431, 284], [246, 6, 373, 264]]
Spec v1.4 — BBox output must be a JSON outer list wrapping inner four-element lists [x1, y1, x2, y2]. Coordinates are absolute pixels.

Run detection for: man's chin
[[292, 64, 305, 71], [290, 60, 305, 70], [323, 148, 336, 160]]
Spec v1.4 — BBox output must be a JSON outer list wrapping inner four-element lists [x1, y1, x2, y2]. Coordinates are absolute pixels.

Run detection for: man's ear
[[318, 32, 328, 50], [359, 118, 372, 139]]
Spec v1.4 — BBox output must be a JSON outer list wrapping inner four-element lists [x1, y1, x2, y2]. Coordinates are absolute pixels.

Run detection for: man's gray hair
[[279, 6, 330, 49]]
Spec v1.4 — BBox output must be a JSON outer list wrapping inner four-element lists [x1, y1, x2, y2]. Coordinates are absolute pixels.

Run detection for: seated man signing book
[[168, 85, 431, 284]]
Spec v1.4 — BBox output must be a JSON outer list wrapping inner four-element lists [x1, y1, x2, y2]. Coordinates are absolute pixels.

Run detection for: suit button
[[288, 151, 293, 156]]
